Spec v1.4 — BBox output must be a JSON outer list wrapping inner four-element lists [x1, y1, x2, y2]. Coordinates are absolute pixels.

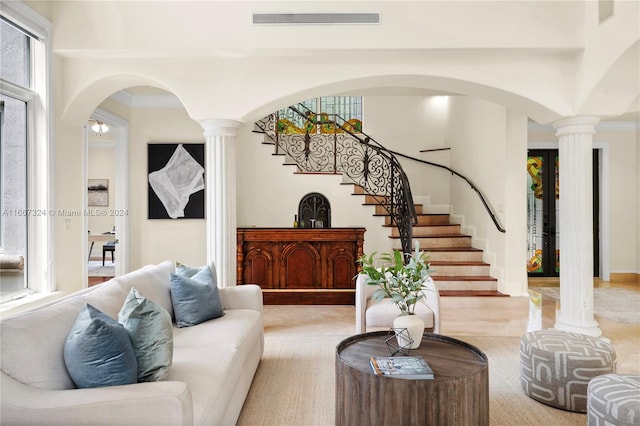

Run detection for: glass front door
[[526, 149, 600, 278], [527, 150, 559, 277]]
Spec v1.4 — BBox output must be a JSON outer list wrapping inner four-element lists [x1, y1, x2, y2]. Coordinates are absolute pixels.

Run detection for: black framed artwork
[[148, 143, 205, 219]]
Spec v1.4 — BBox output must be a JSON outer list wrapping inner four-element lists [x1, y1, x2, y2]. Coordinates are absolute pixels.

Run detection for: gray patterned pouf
[[520, 329, 617, 412], [587, 374, 640, 426]]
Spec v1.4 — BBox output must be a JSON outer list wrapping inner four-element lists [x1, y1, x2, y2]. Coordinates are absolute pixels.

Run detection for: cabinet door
[[243, 243, 276, 289], [326, 243, 357, 289], [280, 242, 321, 289]]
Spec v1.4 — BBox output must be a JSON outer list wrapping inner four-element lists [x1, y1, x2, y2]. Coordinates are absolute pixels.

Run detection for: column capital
[[199, 118, 242, 137], [552, 116, 600, 137]]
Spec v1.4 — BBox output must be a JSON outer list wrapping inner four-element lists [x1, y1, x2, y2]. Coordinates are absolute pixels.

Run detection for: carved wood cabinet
[[236, 227, 365, 304]]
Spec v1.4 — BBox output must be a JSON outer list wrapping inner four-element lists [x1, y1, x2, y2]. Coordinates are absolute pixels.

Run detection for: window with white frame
[[0, 4, 52, 302]]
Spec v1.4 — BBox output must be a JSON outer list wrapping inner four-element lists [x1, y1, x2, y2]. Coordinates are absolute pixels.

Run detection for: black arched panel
[[298, 192, 331, 228]]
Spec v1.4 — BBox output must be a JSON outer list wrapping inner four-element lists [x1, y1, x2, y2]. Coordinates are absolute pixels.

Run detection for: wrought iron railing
[[255, 102, 417, 256]]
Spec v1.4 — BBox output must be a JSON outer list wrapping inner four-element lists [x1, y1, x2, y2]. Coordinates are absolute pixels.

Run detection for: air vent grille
[[252, 13, 380, 25]]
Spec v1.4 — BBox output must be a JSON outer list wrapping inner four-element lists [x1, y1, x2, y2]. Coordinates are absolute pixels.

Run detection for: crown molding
[[529, 120, 639, 132]]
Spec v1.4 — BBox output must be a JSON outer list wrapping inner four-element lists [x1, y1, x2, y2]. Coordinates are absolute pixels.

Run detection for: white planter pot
[[393, 314, 425, 349]]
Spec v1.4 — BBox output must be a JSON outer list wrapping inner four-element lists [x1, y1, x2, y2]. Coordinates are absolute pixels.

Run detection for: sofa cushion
[[170, 264, 224, 328], [64, 304, 138, 389], [118, 287, 173, 382], [169, 309, 263, 425]]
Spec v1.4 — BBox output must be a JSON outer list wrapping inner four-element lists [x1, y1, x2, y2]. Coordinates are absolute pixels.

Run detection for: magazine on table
[[369, 356, 434, 379]]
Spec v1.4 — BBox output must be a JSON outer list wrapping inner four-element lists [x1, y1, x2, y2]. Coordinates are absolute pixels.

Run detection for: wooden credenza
[[236, 227, 365, 305]]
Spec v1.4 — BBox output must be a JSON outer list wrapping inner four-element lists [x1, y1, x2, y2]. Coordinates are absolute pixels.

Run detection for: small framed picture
[[88, 179, 109, 206]]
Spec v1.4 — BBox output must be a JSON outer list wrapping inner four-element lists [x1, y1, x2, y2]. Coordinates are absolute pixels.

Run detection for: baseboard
[[609, 273, 640, 282]]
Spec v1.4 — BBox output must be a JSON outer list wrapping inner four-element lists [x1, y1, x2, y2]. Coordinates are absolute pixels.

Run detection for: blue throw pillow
[[64, 304, 137, 388], [175, 261, 201, 278], [170, 264, 224, 327], [118, 287, 173, 382]]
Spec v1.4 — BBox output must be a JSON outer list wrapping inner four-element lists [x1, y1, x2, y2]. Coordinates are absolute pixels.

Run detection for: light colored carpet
[[238, 299, 639, 426], [530, 287, 640, 324], [88, 260, 115, 277], [237, 334, 587, 426]]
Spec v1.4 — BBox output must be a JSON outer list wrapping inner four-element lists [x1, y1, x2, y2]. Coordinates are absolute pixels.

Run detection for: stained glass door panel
[[527, 150, 560, 277]]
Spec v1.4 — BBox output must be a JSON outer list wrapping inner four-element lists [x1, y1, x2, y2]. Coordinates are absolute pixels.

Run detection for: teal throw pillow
[[170, 263, 224, 327], [118, 287, 173, 382], [64, 304, 137, 388], [175, 261, 201, 278]]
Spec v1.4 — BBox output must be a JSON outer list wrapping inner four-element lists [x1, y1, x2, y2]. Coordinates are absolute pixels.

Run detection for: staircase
[[255, 105, 506, 297], [352, 186, 504, 297]]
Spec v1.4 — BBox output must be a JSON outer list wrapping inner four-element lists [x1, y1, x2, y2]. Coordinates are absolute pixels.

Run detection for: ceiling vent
[[252, 13, 380, 25]]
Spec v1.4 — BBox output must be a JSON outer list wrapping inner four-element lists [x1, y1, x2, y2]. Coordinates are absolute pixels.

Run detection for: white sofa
[[355, 273, 441, 334], [0, 260, 264, 426]]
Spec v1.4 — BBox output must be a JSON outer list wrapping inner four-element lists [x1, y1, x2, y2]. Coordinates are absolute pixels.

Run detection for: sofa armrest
[[421, 276, 441, 334], [1, 372, 193, 426], [355, 274, 377, 334], [219, 284, 263, 312]]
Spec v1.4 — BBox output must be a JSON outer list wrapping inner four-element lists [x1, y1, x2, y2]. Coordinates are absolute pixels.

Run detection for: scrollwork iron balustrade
[[255, 103, 417, 257]]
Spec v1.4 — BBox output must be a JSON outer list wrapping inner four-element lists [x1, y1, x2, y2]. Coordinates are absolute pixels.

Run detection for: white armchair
[[355, 273, 441, 334]]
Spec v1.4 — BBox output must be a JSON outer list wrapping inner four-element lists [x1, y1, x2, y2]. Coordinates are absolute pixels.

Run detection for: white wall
[[363, 95, 452, 209], [447, 96, 508, 284], [127, 107, 207, 269], [504, 111, 529, 295]]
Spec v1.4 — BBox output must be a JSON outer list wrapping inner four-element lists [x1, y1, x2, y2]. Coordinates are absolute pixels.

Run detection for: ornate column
[[552, 116, 602, 337], [200, 118, 242, 287]]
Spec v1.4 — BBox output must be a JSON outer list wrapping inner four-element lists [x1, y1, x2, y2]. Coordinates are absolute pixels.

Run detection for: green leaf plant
[[357, 242, 432, 316]]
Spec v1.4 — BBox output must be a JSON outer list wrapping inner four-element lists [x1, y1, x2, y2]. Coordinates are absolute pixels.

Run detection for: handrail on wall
[[389, 150, 506, 234]]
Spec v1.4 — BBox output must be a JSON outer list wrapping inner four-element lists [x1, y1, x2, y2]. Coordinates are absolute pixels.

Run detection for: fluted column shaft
[[552, 116, 602, 337], [200, 118, 242, 287]]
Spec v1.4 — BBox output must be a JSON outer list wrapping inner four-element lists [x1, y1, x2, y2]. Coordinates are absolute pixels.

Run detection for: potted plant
[[357, 243, 433, 349]]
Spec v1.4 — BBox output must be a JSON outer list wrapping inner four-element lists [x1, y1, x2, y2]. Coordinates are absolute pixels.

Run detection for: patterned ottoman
[[520, 329, 617, 412], [587, 374, 640, 426]]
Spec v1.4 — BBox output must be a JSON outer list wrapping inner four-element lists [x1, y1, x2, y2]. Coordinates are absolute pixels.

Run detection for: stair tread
[[439, 290, 508, 297], [373, 213, 449, 217], [414, 233, 470, 237], [429, 261, 490, 266], [383, 223, 457, 228], [391, 234, 470, 239], [364, 203, 424, 208], [431, 275, 498, 281], [413, 223, 459, 227], [294, 171, 341, 175], [424, 247, 483, 252]]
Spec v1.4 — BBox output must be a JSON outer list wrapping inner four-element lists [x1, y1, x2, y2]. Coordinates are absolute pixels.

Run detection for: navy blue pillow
[[64, 304, 137, 388], [170, 265, 224, 328]]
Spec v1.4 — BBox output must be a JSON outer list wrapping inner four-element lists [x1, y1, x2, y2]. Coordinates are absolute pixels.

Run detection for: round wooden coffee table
[[335, 331, 489, 426]]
